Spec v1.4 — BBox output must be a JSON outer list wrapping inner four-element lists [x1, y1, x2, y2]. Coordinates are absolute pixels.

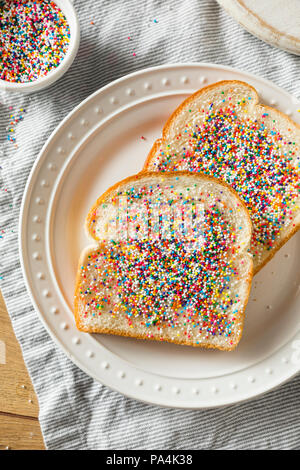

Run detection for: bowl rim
[[0, 0, 80, 93]]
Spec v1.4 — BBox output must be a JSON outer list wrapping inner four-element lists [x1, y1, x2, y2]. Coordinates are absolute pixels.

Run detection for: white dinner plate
[[20, 64, 300, 409]]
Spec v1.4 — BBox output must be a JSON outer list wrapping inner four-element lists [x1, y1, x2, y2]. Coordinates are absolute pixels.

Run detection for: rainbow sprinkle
[[6, 107, 26, 144], [0, 0, 70, 83], [151, 96, 300, 266]]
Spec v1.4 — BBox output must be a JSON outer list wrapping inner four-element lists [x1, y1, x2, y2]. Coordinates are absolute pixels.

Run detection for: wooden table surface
[[0, 291, 45, 450]]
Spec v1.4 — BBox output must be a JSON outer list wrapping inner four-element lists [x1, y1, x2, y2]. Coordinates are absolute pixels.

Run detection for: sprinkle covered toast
[[75, 172, 253, 351], [143, 81, 300, 273]]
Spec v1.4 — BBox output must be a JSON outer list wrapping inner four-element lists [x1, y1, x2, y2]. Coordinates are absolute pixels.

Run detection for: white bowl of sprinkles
[[0, 0, 80, 93]]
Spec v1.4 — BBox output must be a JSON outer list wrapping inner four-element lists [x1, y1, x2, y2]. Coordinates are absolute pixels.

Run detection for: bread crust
[[75, 171, 253, 351], [143, 80, 300, 274]]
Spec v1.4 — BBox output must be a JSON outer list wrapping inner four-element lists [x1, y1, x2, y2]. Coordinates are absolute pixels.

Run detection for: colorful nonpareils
[[0, 0, 70, 83], [6, 107, 26, 144], [77, 177, 251, 347], [151, 96, 300, 267]]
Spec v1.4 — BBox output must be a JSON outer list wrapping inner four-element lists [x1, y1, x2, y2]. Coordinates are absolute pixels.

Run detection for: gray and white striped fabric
[[1, 0, 300, 450]]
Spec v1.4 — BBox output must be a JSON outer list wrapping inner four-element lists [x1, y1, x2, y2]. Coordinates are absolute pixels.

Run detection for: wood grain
[[0, 413, 44, 451], [0, 291, 38, 417], [0, 291, 45, 449]]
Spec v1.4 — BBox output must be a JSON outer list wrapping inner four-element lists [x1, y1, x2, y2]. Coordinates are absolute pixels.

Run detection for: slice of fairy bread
[[143, 80, 300, 273], [74, 172, 253, 351]]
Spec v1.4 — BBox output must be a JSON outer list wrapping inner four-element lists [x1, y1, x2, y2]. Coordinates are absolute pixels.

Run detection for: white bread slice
[[143, 80, 300, 273], [75, 172, 253, 351]]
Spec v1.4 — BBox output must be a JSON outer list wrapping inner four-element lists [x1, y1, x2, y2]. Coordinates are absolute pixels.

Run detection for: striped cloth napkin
[[1, 0, 300, 450]]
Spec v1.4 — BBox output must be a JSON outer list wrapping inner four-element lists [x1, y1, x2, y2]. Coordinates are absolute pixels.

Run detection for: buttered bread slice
[[75, 172, 253, 351], [144, 81, 300, 273]]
